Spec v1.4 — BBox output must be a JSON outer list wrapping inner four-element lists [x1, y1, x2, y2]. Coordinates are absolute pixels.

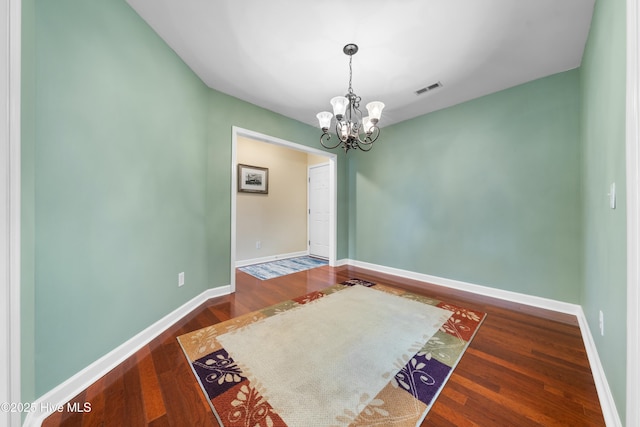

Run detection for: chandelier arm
[[354, 135, 372, 146], [354, 125, 380, 146], [358, 126, 380, 144], [354, 131, 368, 145], [366, 126, 380, 143], [354, 138, 374, 151], [319, 132, 342, 150]]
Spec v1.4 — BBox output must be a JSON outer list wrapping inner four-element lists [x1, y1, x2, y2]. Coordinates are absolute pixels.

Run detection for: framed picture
[[238, 164, 269, 194]]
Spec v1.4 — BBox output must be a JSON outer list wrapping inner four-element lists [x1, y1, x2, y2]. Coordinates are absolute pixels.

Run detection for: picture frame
[[238, 164, 269, 194]]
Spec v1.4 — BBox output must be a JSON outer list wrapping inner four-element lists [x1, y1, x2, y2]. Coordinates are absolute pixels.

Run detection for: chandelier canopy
[[317, 44, 385, 153]]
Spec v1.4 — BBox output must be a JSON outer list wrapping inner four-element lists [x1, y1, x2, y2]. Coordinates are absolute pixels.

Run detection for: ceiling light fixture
[[316, 44, 385, 153]]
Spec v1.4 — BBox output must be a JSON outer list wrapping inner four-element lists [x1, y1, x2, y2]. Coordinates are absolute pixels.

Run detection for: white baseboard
[[235, 250, 308, 268], [575, 307, 623, 427], [23, 285, 231, 427], [346, 259, 621, 426], [334, 258, 350, 267], [348, 259, 581, 314]]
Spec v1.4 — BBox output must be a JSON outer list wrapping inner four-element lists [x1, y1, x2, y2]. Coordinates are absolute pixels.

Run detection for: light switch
[[609, 183, 616, 209]]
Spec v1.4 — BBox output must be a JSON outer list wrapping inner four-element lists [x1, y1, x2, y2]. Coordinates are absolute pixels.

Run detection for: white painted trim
[[348, 259, 581, 315], [235, 250, 309, 268], [9, 0, 21, 420], [23, 285, 231, 427], [334, 258, 350, 267], [576, 307, 623, 427], [627, 1, 640, 426], [230, 127, 338, 292], [328, 159, 337, 267], [346, 259, 621, 425], [231, 129, 238, 292], [1, 0, 21, 426]]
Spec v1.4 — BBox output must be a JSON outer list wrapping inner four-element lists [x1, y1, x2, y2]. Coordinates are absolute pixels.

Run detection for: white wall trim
[[1, 0, 22, 425], [231, 127, 338, 293], [626, 0, 640, 425], [235, 250, 309, 268], [334, 258, 351, 267], [345, 259, 620, 425], [576, 307, 623, 427], [23, 285, 231, 427], [348, 259, 581, 315]]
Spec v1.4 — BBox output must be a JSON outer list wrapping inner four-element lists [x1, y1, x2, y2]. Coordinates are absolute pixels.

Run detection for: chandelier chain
[[348, 54, 354, 94]]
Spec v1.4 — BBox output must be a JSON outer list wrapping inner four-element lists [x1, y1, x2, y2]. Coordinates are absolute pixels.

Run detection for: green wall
[[26, 0, 339, 396], [347, 0, 628, 420], [33, 0, 209, 395], [350, 70, 583, 302], [580, 0, 627, 421]]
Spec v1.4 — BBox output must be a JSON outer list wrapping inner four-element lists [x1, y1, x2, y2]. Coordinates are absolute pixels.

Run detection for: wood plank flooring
[[42, 265, 605, 426]]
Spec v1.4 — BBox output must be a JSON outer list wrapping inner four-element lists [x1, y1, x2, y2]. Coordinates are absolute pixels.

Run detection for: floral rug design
[[178, 279, 486, 426]]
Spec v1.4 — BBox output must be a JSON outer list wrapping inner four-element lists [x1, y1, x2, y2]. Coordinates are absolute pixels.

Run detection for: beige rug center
[[217, 285, 452, 426]]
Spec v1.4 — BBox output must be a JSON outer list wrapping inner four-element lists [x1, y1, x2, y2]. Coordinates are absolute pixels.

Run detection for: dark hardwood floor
[[42, 265, 605, 426]]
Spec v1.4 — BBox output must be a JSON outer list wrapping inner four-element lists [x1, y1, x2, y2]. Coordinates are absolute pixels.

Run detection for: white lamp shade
[[330, 96, 349, 117], [316, 111, 333, 129], [362, 116, 374, 134], [366, 101, 385, 122]]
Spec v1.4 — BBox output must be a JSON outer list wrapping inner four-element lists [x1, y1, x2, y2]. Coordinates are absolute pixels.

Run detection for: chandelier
[[316, 44, 385, 153]]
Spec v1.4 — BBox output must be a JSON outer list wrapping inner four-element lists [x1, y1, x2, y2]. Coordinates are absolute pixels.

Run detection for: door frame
[[307, 162, 331, 259], [626, 0, 640, 424], [1, 0, 22, 425], [230, 127, 337, 292]]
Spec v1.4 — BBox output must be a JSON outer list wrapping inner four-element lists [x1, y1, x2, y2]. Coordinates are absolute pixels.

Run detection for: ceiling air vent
[[415, 81, 443, 95]]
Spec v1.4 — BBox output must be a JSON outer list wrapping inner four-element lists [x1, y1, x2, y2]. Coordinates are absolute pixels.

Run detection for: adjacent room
[[234, 134, 333, 279], [8, 0, 637, 425]]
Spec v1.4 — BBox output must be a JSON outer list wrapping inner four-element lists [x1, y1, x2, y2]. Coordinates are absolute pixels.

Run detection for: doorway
[[230, 127, 337, 292]]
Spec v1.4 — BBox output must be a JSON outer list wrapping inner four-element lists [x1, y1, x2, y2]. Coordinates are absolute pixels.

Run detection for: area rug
[[178, 279, 486, 426], [238, 256, 329, 280]]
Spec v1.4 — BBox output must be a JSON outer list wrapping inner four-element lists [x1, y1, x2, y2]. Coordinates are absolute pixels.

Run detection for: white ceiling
[[126, 0, 595, 128]]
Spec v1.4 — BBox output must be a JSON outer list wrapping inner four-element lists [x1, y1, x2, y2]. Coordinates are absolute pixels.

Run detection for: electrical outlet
[[599, 310, 604, 336], [179, 272, 185, 287], [256, 240, 261, 249]]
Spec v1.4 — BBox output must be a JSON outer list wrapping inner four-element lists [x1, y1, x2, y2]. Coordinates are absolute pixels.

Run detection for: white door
[[308, 164, 330, 259]]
